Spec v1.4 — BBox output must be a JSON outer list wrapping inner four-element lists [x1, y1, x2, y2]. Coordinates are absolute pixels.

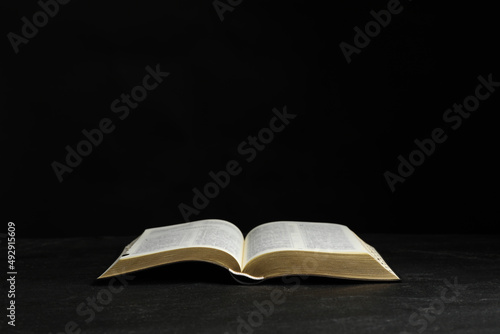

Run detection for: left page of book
[[125, 219, 245, 268]]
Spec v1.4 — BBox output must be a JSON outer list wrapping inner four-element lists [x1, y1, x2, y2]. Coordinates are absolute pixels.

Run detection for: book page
[[243, 221, 367, 266], [126, 219, 244, 267]]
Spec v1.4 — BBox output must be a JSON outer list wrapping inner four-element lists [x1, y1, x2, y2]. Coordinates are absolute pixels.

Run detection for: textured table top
[[2, 234, 499, 333]]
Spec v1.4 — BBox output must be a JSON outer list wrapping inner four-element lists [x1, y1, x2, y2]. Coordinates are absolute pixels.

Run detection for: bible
[[98, 219, 399, 282]]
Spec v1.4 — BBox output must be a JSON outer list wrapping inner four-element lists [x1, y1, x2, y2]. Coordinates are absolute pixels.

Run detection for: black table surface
[[2, 234, 499, 334]]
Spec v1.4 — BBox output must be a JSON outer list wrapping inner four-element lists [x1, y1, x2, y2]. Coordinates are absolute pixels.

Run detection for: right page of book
[[242, 221, 367, 266]]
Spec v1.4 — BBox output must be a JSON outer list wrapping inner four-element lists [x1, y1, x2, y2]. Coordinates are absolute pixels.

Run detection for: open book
[[98, 219, 399, 282]]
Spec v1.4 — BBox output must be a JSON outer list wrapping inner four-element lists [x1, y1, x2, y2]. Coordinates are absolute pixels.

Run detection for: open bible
[[98, 219, 399, 282]]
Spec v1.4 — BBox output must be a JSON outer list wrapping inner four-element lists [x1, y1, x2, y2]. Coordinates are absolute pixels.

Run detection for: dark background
[[1, 0, 498, 237]]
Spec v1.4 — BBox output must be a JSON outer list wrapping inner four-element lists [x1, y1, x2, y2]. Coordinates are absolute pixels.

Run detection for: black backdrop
[[1, 0, 498, 237]]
